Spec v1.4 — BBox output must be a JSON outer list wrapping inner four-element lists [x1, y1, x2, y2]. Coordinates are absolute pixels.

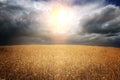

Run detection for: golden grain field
[[0, 45, 120, 80]]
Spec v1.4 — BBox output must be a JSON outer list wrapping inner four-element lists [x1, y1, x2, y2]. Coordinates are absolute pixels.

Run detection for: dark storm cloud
[[70, 5, 120, 47], [73, 0, 105, 5], [83, 5, 120, 34], [0, 1, 51, 45], [0, 0, 120, 47]]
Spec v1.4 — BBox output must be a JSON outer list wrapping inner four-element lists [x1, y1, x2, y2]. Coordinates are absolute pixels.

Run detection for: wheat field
[[0, 45, 120, 80]]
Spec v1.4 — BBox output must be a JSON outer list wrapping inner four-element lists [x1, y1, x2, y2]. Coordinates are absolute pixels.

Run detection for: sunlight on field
[[0, 45, 120, 80]]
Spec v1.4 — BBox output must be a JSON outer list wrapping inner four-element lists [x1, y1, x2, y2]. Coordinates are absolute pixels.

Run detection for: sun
[[46, 4, 75, 34]]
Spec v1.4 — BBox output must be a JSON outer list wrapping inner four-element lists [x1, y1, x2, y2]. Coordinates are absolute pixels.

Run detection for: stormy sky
[[0, 0, 120, 47]]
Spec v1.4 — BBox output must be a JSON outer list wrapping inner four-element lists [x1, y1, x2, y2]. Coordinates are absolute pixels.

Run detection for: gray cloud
[[0, 0, 120, 47], [82, 5, 120, 33], [0, 1, 52, 45], [69, 5, 120, 47]]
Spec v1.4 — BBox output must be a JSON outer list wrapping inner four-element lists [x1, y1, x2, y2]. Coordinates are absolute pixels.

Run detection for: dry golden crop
[[0, 45, 120, 80]]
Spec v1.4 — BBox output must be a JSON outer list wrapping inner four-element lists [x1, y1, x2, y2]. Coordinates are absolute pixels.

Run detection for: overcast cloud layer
[[0, 0, 120, 47]]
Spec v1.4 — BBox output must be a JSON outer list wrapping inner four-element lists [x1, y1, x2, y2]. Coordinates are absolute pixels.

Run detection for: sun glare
[[46, 4, 74, 34]]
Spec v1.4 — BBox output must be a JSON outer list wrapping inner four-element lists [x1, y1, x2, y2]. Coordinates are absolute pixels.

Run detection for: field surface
[[0, 45, 120, 80]]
